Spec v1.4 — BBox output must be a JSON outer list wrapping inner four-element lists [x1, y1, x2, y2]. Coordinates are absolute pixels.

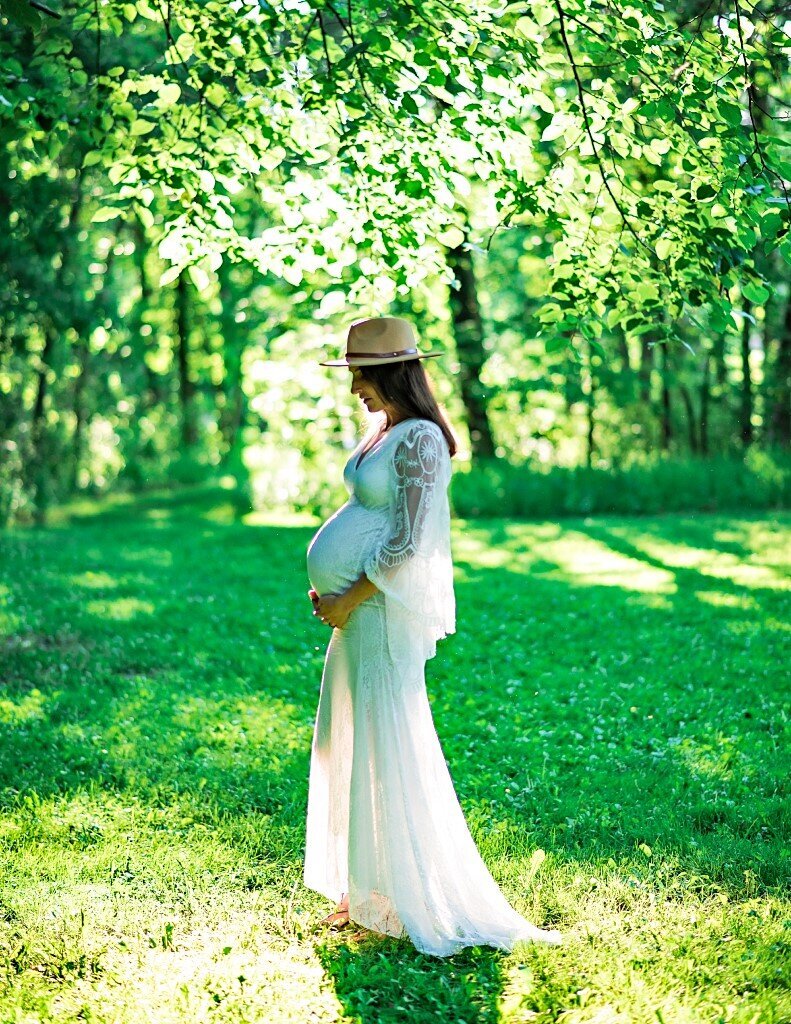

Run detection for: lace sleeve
[[362, 420, 456, 668]]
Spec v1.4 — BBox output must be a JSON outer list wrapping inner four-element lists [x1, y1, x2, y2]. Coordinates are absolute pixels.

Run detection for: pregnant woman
[[304, 315, 563, 956]]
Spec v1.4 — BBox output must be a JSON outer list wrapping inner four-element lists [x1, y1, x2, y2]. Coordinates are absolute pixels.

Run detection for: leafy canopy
[[2, 0, 789, 350]]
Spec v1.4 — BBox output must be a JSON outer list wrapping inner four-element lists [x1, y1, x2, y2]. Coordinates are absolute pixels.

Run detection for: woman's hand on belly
[[314, 592, 353, 630], [312, 573, 381, 630]]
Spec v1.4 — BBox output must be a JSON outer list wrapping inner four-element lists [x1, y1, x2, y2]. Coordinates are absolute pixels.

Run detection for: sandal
[[317, 909, 350, 930]]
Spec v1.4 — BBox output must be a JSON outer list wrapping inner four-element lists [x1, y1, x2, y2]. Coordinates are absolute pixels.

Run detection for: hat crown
[[319, 315, 441, 366], [347, 316, 417, 356]]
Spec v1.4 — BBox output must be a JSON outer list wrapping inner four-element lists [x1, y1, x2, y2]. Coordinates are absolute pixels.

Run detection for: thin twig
[[554, 1, 654, 256], [734, 0, 790, 209]]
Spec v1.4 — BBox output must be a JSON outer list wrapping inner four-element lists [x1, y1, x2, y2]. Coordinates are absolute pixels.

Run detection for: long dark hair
[[359, 359, 458, 457]]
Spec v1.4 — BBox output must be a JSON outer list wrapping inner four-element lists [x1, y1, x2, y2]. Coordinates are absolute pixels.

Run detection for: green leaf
[[160, 264, 182, 287], [719, 100, 743, 127], [107, 162, 131, 185], [401, 93, 419, 116], [35, 36, 72, 56], [92, 207, 122, 223], [533, 3, 554, 26], [655, 237, 673, 261], [741, 281, 770, 304], [130, 119, 156, 136], [136, 205, 154, 230], [188, 263, 210, 292], [157, 82, 181, 108], [541, 115, 569, 142]]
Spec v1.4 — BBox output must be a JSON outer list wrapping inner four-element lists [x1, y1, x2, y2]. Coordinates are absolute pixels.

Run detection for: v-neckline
[[355, 418, 413, 470]]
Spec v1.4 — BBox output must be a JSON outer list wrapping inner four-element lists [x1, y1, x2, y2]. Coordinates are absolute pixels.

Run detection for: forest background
[[1, 0, 790, 524], [1, 4, 790, 1021]]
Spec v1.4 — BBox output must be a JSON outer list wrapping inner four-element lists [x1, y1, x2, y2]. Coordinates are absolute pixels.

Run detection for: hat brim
[[319, 351, 443, 367]]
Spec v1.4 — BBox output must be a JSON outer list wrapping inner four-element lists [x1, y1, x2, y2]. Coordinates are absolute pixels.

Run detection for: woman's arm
[[314, 572, 379, 629], [315, 421, 444, 630]]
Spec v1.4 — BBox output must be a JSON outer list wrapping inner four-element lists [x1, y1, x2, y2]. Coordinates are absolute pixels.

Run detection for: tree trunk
[[617, 329, 631, 372], [31, 324, 56, 439], [71, 337, 90, 490], [639, 335, 653, 404], [713, 330, 727, 387], [217, 261, 248, 459], [72, 250, 116, 489], [31, 184, 83, 442], [767, 292, 791, 446], [659, 342, 672, 452], [133, 217, 162, 407], [679, 383, 698, 454], [585, 342, 596, 468], [700, 348, 711, 457], [446, 239, 496, 459], [740, 299, 754, 446], [175, 273, 197, 447]]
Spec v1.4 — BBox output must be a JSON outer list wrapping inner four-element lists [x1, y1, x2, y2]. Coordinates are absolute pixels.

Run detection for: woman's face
[[349, 367, 388, 415]]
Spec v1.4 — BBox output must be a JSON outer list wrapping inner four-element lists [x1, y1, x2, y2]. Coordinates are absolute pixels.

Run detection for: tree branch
[[29, 0, 61, 17], [553, 1, 654, 257]]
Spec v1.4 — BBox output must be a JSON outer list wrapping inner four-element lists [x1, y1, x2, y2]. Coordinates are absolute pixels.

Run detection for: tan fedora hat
[[320, 316, 442, 366]]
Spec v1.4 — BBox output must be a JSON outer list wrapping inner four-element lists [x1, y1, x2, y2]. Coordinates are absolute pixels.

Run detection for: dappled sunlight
[[452, 524, 550, 573], [173, 692, 310, 755], [0, 686, 48, 724], [723, 618, 771, 638], [670, 733, 744, 782], [68, 571, 119, 590], [695, 590, 758, 610], [117, 546, 173, 567], [700, 561, 788, 589], [454, 544, 516, 570], [2, 502, 788, 1024], [535, 533, 676, 594], [200, 503, 244, 525], [623, 591, 674, 610], [500, 522, 563, 542], [712, 520, 790, 564], [0, 582, 20, 633], [144, 507, 172, 521], [85, 597, 155, 620], [454, 521, 678, 593], [242, 510, 319, 529], [612, 529, 789, 591]]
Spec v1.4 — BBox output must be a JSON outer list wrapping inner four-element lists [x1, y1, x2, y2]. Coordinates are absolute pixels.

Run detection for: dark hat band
[[347, 348, 419, 359]]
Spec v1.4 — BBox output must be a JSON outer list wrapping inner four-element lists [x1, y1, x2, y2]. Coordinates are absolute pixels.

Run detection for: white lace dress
[[304, 416, 563, 956]]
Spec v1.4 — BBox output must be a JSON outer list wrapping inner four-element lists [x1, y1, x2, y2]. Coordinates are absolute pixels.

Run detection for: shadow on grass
[[314, 938, 507, 1024], [0, 490, 788, 1001]]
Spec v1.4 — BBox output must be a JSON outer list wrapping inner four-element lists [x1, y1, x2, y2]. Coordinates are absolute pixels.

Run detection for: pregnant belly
[[307, 499, 390, 595]]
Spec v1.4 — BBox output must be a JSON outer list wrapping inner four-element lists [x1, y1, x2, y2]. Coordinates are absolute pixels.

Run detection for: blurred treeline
[[1, 1, 790, 525], [3, 194, 788, 526]]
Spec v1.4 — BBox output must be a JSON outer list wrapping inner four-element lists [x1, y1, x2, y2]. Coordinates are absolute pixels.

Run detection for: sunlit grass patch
[[85, 597, 156, 620], [0, 495, 788, 1023], [0, 687, 48, 724]]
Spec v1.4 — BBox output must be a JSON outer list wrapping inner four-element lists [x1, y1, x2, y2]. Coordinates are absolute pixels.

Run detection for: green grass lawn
[[1, 486, 789, 1024]]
